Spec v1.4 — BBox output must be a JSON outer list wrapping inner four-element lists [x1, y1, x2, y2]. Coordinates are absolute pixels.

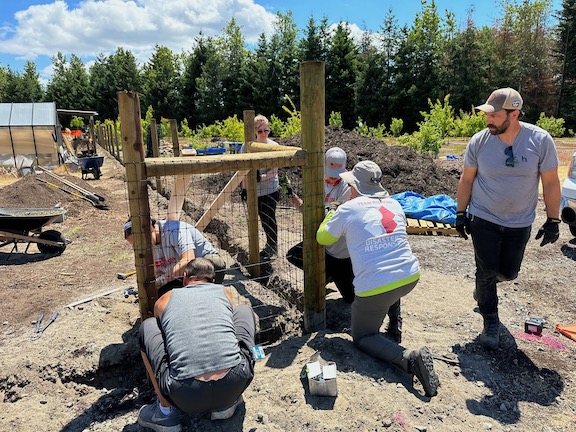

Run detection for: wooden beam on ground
[[406, 218, 458, 236]]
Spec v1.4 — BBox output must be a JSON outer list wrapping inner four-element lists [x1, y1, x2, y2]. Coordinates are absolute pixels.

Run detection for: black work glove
[[535, 217, 560, 247], [455, 212, 470, 240], [256, 170, 262, 183], [240, 188, 247, 202]]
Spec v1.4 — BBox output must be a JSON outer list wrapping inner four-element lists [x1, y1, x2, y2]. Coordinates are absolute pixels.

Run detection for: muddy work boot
[[479, 313, 500, 350], [407, 347, 439, 397], [385, 300, 402, 343]]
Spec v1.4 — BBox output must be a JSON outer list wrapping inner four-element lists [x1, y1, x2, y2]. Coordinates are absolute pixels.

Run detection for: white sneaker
[[210, 395, 244, 420]]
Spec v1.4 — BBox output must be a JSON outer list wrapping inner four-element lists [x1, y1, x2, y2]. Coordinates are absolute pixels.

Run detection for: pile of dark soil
[[279, 125, 460, 197]]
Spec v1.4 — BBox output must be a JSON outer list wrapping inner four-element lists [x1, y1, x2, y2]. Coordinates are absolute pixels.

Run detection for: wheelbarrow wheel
[[37, 230, 66, 255]]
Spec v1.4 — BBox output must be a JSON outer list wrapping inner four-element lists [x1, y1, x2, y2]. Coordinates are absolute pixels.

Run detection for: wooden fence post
[[117, 91, 156, 320], [107, 124, 115, 158], [243, 110, 260, 278], [170, 119, 180, 157], [301, 61, 326, 332], [113, 122, 120, 163], [150, 118, 163, 195]]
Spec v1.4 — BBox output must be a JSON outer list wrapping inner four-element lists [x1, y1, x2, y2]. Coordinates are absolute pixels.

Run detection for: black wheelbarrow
[[77, 155, 104, 180], [0, 208, 68, 258]]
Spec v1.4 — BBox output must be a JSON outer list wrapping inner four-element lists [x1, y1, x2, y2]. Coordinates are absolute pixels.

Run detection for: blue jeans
[[469, 215, 531, 316]]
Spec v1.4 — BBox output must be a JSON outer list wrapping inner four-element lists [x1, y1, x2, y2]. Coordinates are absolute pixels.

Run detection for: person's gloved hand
[[256, 170, 262, 183], [455, 212, 470, 240], [155, 274, 168, 289], [535, 217, 560, 246], [240, 188, 247, 202]]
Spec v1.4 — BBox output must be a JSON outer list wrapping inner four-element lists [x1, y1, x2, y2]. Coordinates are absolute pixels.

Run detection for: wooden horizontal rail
[[144, 149, 307, 177]]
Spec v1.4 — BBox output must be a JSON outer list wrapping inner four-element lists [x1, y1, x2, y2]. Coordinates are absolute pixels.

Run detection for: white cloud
[[0, 0, 277, 61]]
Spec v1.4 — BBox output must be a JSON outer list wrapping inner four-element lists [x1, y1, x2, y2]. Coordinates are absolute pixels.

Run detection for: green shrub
[[269, 115, 285, 137], [160, 118, 171, 140], [180, 118, 193, 138], [390, 118, 403, 137], [421, 95, 454, 139], [353, 117, 386, 139], [221, 115, 244, 141], [70, 115, 84, 128], [451, 109, 486, 137], [535, 113, 566, 137], [329, 111, 343, 127], [280, 95, 301, 137], [397, 123, 443, 157]]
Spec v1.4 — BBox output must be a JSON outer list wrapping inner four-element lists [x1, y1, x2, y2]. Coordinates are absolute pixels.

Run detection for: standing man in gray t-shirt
[[456, 87, 561, 350]]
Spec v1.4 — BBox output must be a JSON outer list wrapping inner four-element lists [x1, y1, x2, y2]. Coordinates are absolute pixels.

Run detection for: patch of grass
[[66, 226, 81, 236], [109, 253, 132, 264]]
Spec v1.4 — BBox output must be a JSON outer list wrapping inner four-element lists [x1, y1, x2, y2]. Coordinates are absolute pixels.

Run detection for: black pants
[[258, 190, 280, 248], [286, 241, 355, 303], [469, 215, 531, 316]]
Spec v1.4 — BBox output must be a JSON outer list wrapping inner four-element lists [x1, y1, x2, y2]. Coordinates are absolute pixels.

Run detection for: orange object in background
[[70, 129, 83, 137], [556, 324, 576, 342]]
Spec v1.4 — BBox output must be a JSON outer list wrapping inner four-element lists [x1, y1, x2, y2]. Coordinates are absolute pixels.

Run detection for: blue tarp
[[391, 191, 457, 224]]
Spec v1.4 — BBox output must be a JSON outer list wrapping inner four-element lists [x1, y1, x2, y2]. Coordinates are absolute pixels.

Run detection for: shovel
[[36, 178, 108, 209], [40, 167, 106, 204]]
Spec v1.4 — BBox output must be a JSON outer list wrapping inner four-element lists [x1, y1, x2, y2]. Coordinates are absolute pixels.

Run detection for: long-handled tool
[[40, 168, 106, 204], [31, 312, 58, 340], [36, 178, 108, 209], [117, 270, 136, 280]]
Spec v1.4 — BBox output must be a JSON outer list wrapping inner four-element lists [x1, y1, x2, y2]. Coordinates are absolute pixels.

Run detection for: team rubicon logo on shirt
[[363, 206, 399, 252], [155, 256, 177, 270]]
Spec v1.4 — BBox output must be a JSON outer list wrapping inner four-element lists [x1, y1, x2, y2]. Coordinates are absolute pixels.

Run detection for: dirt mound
[[0, 172, 110, 218], [279, 125, 459, 197]]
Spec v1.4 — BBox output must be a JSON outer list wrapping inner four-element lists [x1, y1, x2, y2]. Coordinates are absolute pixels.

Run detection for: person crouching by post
[[124, 217, 226, 285], [137, 258, 257, 431], [316, 161, 439, 397]]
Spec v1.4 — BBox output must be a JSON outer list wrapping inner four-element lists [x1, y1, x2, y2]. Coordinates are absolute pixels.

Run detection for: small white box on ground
[[307, 361, 338, 397]]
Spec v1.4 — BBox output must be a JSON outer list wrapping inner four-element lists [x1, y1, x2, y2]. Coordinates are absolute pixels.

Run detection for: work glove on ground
[[535, 217, 560, 247], [240, 188, 247, 202], [455, 212, 470, 240]]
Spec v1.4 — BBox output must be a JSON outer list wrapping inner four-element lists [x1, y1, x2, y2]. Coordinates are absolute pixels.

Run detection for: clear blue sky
[[0, 0, 563, 85]]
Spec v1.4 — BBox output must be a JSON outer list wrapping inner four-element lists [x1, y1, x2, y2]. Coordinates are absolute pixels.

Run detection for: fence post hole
[[117, 91, 156, 320], [243, 110, 260, 278], [301, 61, 326, 332]]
